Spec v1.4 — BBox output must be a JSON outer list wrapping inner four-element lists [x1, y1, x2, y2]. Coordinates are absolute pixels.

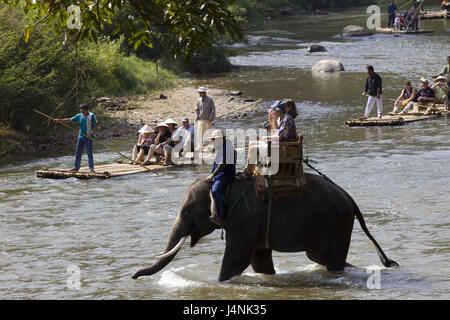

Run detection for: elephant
[[131, 173, 398, 282]]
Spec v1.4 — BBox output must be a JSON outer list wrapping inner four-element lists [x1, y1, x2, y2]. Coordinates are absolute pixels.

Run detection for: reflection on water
[[0, 7, 449, 299]]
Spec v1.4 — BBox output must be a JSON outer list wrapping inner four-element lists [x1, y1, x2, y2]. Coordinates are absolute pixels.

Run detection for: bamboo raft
[[36, 148, 246, 180], [345, 114, 440, 126], [420, 10, 449, 19], [375, 28, 434, 34], [346, 103, 448, 127], [36, 162, 187, 179]]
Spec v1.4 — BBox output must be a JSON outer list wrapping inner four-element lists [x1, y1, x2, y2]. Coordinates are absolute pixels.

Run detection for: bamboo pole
[[33, 109, 160, 175], [215, 99, 263, 120]]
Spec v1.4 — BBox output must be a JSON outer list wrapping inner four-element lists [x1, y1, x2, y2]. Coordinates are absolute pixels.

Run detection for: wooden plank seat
[[253, 135, 307, 198]]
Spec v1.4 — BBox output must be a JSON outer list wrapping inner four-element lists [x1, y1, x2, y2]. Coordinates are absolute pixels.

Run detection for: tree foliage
[[0, 4, 176, 134], [1, 0, 243, 58]]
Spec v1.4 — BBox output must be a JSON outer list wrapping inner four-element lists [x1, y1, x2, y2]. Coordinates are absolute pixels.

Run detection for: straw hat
[[138, 124, 154, 133], [164, 118, 178, 125], [198, 87, 207, 93], [210, 129, 224, 140], [155, 122, 169, 130]]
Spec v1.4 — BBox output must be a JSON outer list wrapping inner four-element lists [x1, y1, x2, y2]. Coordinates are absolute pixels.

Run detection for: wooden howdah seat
[[252, 135, 307, 198]]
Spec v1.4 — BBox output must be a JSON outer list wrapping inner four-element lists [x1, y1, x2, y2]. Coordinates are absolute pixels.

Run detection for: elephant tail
[[353, 203, 399, 268]]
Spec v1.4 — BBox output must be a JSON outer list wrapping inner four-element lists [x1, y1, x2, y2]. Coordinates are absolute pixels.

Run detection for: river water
[[0, 7, 449, 300]]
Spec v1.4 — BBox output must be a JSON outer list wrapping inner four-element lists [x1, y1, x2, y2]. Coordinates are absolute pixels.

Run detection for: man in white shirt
[[172, 117, 195, 156], [195, 87, 215, 151]]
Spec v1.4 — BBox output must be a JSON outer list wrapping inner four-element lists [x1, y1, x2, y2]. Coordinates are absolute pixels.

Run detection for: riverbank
[[0, 83, 263, 157], [103, 84, 262, 131]]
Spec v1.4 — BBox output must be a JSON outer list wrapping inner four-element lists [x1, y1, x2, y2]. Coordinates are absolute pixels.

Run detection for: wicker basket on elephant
[[253, 135, 307, 199]]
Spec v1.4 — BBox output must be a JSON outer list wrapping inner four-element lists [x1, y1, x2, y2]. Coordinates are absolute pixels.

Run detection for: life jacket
[[403, 87, 414, 99]]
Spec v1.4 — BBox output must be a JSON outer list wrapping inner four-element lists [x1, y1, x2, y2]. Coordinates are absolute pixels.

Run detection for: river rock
[[307, 45, 327, 53], [312, 60, 345, 73], [342, 25, 373, 37]]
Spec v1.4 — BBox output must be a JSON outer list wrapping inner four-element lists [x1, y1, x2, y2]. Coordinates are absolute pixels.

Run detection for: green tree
[[2, 0, 243, 58]]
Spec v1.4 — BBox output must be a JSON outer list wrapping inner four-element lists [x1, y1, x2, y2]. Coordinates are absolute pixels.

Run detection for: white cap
[[198, 87, 207, 93], [436, 75, 446, 81], [420, 77, 428, 83]]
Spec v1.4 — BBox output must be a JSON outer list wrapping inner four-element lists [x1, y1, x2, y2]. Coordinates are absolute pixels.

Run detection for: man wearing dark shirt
[[388, 1, 398, 28], [414, 78, 436, 115], [362, 65, 383, 119], [205, 130, 236, 226]]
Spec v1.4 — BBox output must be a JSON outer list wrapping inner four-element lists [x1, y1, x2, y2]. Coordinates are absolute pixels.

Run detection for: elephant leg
[[323, 238, 349, 271], [306, 250, 326, 266], [307, 243, 348, 271], [219, 236, 254, 282], [251, 249, 275, 275]]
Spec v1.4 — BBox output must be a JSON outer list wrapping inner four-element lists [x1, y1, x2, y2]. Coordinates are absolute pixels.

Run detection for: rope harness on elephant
[[264, 176, 273, 249], [221, 179, 253, 240], [302, 157, 337, 186]]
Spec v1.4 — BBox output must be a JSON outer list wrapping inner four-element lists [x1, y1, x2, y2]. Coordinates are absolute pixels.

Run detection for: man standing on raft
[[54, 103, 99, 172], [362, 65, 383, 120]]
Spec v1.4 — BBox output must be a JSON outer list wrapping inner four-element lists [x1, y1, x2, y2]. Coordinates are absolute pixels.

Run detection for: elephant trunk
[[132, 220, 188, 279]]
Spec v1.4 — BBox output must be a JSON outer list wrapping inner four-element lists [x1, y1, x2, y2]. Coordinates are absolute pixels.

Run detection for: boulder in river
[[307, 45, 327, 53], [312, 60, 345, 73], [342, 25, 374, 37]]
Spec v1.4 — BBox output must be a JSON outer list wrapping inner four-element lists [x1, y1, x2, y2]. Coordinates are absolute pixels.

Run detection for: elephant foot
[[251, 249, 275, 275], [326, 263, 345, 271], [345, 262, 357, 268]]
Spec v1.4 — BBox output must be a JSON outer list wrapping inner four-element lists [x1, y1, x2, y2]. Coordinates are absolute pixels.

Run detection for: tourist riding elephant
[[131, 173, 398, 282]]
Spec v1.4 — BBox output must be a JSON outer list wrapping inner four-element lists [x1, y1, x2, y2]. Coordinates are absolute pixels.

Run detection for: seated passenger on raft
[[172, 117, 195, 157], [412, 78, 436, 115], [143, 122, 172, 166], [392, 81, 416, 114], [431, 76, 450, 110], [163, 118, 178, 165], [130, 124, 156, 164]]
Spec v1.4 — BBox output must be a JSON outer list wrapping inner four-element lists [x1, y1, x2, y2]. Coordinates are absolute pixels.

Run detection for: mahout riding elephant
[[131, 173, 398, 282]]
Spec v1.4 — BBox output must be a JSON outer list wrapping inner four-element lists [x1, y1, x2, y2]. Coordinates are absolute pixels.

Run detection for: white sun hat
[[435, 75, 446, 81], [164, 118, 178, 125], [138, 124, 154, 133], [198, 87, 207, 93], [155, 122, 169, 130]]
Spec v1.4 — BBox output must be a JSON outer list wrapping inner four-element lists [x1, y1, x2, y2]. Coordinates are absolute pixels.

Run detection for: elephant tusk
[[154, 236, 187, 259]]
